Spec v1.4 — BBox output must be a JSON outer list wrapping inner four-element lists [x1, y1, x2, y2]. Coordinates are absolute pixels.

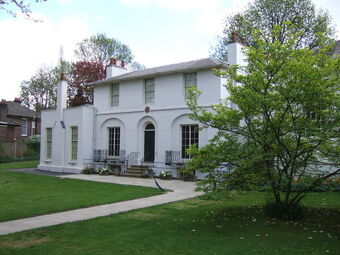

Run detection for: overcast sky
[[0, 0, 339, 101]]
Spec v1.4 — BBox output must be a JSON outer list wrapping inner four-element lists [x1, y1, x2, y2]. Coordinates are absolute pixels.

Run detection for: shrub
[[98, 167, 110, 175], [82, 167, 97, 174], [159, 170, 173, 179], [264, 201, 307, 220], [25, 135, 41, 155]]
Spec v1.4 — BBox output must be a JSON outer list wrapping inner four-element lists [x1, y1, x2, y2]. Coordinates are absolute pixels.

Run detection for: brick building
[[0, 98, 40, 143]]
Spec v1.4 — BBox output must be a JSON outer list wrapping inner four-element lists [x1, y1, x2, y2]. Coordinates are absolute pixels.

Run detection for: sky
[[0, 0, 339, 101]]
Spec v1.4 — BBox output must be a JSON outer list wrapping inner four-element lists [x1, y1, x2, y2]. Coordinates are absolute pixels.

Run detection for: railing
[[122, 152, 139, 173], [165, 150, 185, 166]]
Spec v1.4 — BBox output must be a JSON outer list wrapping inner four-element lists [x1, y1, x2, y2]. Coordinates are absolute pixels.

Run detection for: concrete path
[[0, 174, 201, 236]]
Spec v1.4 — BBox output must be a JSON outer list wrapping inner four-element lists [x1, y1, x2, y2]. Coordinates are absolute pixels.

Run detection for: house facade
[[38, 39, 246, 176]]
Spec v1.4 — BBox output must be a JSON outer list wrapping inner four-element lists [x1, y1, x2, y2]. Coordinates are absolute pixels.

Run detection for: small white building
[[38, 38, 245, 177]]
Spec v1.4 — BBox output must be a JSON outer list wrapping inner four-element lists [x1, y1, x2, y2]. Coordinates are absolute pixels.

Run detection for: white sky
[[0, 0, 339, 101]]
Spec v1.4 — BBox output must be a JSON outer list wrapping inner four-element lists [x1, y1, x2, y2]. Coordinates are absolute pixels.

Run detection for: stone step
[[120, 172, 143, 177]]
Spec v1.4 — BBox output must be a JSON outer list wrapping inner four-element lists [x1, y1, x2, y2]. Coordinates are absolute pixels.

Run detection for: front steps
[[120, 165, 149, 177]]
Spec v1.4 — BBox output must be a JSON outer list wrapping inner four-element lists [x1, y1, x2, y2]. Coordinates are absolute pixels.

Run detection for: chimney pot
[[14, 97, 22, 104], [110, 58, 117, 66], [231, 32, 238, 43], [0, 99, 6, 104], [121, 61, 125, 68]]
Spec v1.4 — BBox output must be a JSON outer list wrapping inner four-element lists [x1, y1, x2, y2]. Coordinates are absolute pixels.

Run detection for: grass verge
[[0, 161, 163, 222], [0, 192, 339, 255]]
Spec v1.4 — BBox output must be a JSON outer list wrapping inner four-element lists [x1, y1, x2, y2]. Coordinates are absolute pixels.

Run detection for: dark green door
[[144, 124, 155, 162]]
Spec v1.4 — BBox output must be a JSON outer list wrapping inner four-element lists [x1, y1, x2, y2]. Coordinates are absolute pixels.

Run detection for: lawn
[[0, 161, 163, 222], [0, 192, 339, 255]]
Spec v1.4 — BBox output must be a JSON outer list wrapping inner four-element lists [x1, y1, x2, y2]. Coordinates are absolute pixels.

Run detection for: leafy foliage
[[187, 27, 340, 216], [20, 61, 72, 111], [68, 61, 105, 107], [212, 0, 335, 61], [0, 0, 47, 20], [75, 33, 144, 70]]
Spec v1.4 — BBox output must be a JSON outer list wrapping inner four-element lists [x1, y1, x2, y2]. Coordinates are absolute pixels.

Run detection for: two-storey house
[[38, 38, 246, 177]]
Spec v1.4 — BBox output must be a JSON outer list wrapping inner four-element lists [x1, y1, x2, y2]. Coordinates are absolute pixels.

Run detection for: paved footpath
[[0, 173, 202, 236]]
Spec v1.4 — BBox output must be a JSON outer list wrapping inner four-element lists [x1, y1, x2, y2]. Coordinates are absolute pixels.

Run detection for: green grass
[[0, 161, 163, 222], [0, 192, 339, 255]]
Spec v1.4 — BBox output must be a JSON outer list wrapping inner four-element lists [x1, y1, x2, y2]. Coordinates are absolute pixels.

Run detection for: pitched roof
[[89, 58, 227, 86], [6, 101, 39, 118], [0, 119, 20, 126]]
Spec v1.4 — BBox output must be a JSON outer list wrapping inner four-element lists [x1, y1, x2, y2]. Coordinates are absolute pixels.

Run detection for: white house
[[38, 37, 246, 177]]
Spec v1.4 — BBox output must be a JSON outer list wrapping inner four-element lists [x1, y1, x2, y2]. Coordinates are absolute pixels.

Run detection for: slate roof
[[89, 58, 227, 86], [0, 119, 20, 126], [6, 101, 40, 118]]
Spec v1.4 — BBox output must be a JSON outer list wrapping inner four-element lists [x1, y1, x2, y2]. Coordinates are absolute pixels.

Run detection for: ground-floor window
[[71, 126, 78, 161], [181, 124, 199, 159], [46, 128, 52, 159], [108, 127, 120, 156]]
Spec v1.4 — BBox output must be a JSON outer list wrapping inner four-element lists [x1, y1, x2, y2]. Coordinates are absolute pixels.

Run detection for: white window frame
[[184, 73, 197, 99], [108, 127, 120, 157], [21, 119, 28, 136], [71, 126, 78, 161], [144, 78, 155, 104], [181, 124, 199, 159], [111, 83, 119, 107], [46, 128, 52, 159]]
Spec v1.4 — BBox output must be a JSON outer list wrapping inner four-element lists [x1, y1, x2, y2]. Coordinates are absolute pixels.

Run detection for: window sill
[[44, 160, 52, 164], [68, 161, 78, 165]]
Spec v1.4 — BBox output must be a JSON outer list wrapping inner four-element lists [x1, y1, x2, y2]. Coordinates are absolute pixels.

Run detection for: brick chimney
[[0, 100, 8, 121], [14, 97, 22, 104], [106, 58, 129, 79]]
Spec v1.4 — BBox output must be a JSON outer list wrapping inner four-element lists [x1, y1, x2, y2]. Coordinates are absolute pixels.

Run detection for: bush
[[264, 201, 307, 220], [0, 141, 4, 158], [159, 170, 173, 180], [0, 155, 39, 163], [25, 135, 40, 155], [82, 167, 97, 174], [98, 167, 111, 175]]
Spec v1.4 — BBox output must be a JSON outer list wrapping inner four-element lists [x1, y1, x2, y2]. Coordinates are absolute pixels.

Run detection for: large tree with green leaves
[[20, 61, 71, 111], [75, 33, 144, 70], [187, 27, 339, 219], [212, 0, 335, 62]]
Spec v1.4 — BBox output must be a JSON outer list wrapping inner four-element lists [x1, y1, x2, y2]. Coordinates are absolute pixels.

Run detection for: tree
[[20, 61, 71, 111], [187, 27, 339, 219], [75, 33, 144, 70], [68, 61, 106, 107], [212, 0, 335, 62], [1, 0, 47, 20]]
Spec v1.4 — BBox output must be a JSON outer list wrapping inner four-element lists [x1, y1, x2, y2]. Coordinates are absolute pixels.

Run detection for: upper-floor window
[[46, 128, 52, 159], [145, 78, 155, 104], [184, 73, 197, 99], [71, 126, 78, 161], [181, 124, 199, 159], [111, 83, 119, 107], [21, 119, 28, 136]]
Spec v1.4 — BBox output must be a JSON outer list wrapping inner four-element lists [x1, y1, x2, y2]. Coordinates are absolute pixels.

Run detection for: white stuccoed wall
[[39, 41, 245, 174]]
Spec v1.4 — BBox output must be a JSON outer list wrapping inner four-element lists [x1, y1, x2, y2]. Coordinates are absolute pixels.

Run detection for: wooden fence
[[0, 142, 28, 158]]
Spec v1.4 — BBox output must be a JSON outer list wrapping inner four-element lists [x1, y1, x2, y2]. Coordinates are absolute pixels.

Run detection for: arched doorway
[[144, 123, 155, 162]]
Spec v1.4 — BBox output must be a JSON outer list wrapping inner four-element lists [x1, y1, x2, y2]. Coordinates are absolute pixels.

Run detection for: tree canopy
[[75, 33, 144, 70], [212, 0, 335, 62], [187, 27, 339, 219], [1, 0, 47, 20]]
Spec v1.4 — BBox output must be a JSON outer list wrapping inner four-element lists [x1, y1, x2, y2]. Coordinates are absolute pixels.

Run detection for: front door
[[144, 123, 155, 162]]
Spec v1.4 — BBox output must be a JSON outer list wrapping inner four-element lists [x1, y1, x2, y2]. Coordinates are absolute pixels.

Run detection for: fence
[[0, 141, 28, 158]]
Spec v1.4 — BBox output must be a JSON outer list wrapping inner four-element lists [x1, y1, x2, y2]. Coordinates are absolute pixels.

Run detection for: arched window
[[145, 123, 155, 130]]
